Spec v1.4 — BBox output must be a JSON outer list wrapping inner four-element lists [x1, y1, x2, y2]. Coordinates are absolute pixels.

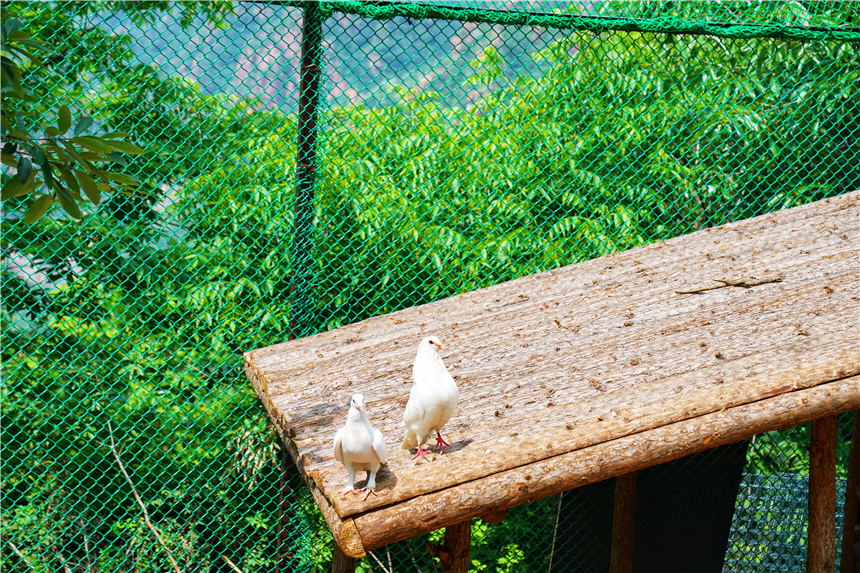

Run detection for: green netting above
[[305, 0, 860, 41]]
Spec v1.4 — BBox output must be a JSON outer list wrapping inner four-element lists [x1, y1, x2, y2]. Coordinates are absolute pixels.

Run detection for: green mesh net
[[2, 1, 857, 572]]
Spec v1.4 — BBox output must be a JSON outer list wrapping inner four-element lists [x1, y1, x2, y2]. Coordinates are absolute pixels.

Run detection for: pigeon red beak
[[434, 343, 443, 349]]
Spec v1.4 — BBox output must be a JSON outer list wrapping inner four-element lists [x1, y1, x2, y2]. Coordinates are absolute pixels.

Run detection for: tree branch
[[106, 420, 183, 573], [5, 540, 38, 573], [367, 551, 392, 573], [220, 555, 245, 573]]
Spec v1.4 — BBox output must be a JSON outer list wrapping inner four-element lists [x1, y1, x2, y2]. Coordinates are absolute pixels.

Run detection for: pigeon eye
[[428, 340, 433, 344]]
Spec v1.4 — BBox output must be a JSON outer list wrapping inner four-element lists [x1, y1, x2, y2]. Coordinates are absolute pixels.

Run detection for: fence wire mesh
[[1, 1, 858, 572]]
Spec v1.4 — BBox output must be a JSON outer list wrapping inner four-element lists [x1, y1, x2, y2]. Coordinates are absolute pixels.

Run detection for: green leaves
[[0, 15, 146, 223], [58, 104, 71, 133], [23, 194, 52, 224], [16, 154, 30, 183], [103, 139, 144, 154], [55, 163, 80, 194], [41, 160, 54, 190], [71, 135, 113, 153], [73, 115, 94, 136], [2, 173, 29, 199], [56, 185, 83, 219], [75, 169, 101, 205]]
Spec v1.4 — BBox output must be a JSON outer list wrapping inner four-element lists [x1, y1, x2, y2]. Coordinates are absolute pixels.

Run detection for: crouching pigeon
[[401, 335, 459, 460], [334, 394, 387, 500]]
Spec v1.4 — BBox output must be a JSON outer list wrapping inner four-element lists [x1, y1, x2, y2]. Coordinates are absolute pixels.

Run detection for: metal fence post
[[289, 0, 324, 342], [277, 4, 325, 573]]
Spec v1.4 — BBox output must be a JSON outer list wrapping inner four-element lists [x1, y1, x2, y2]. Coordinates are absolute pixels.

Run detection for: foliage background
[[2, 1, 857, 572]]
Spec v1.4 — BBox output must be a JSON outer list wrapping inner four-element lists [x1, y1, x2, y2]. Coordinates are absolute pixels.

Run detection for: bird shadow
[[355, 465, 398, 492], [405, 437, 474, 459], [442, 437, 473, 454]]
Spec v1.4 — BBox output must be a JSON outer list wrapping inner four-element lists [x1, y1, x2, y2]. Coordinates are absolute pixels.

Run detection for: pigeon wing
[[333, 427, 345, 464], [403, 385, 425, 430], [372, 428, 387, 464]]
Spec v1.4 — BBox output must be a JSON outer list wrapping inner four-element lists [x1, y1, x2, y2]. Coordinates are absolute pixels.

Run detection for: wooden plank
[[609, 472, 636, 573], [351, 376, 860, 551], [808, 415, 838, 573], [271, 326, 858, 518], [840, 411, 860, 573], [245, 192, 859, 518]]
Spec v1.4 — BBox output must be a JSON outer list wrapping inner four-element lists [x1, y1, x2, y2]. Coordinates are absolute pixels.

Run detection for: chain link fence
[[2, 1, 857, 572]]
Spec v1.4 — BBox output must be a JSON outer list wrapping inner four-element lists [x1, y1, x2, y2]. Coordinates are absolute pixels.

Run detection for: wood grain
[[242, 192, 860, 543], [808, 415, 838, 573], [352, 377, 860, 551]]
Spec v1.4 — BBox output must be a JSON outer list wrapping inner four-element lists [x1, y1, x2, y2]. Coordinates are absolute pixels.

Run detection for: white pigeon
[[333, 394, 387, 500], [401, 335, 459, 460]]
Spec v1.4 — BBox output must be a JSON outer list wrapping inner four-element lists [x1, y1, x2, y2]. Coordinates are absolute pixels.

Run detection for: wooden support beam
[[808, 415, 837, 573], [275, 445, 301, 573], [840, 411, 860, 573], [427, 520, 471, 573], [331, 544, 355, 573], [480, 509, 508, 525], [609, 472, 636, 573]]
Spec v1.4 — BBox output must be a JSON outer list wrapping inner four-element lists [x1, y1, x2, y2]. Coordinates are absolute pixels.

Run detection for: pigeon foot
[[411, 445, 431, 461], [338, 487, 361, 498], [434, 431, 452, 454], [362, 488, 378, 501]]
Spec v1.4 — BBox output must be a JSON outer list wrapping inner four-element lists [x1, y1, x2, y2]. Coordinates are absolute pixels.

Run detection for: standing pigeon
[[333, 394, 387, 500], [401, 335, 459, 460]]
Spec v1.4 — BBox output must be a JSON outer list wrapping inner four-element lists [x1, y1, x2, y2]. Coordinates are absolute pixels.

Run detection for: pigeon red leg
[[434, 431, 452, 454], [411, 443, 431, 461]]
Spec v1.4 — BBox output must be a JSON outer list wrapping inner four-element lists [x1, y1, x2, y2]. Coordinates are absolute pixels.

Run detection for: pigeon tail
[[401, 432, 418, 450]]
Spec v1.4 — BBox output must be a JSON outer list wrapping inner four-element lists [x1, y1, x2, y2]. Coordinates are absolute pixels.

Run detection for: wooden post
[[480, 509, 508, 525], [808, 415, 837, 573], [427, 520, 471, 573], [331, 544, 355, 573], [840, 411, 860, 573], [610, 472, 636, 573]]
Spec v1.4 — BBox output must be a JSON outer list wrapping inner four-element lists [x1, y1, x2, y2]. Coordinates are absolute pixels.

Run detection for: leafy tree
[[1, 0, 236, 223], [1, 13, 144, 222]]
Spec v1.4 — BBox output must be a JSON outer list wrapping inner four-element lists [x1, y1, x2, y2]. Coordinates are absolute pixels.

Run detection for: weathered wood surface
[[840, 411, 859, 573], [808, 415, 838, 573], [244, 192, 859, 552]]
